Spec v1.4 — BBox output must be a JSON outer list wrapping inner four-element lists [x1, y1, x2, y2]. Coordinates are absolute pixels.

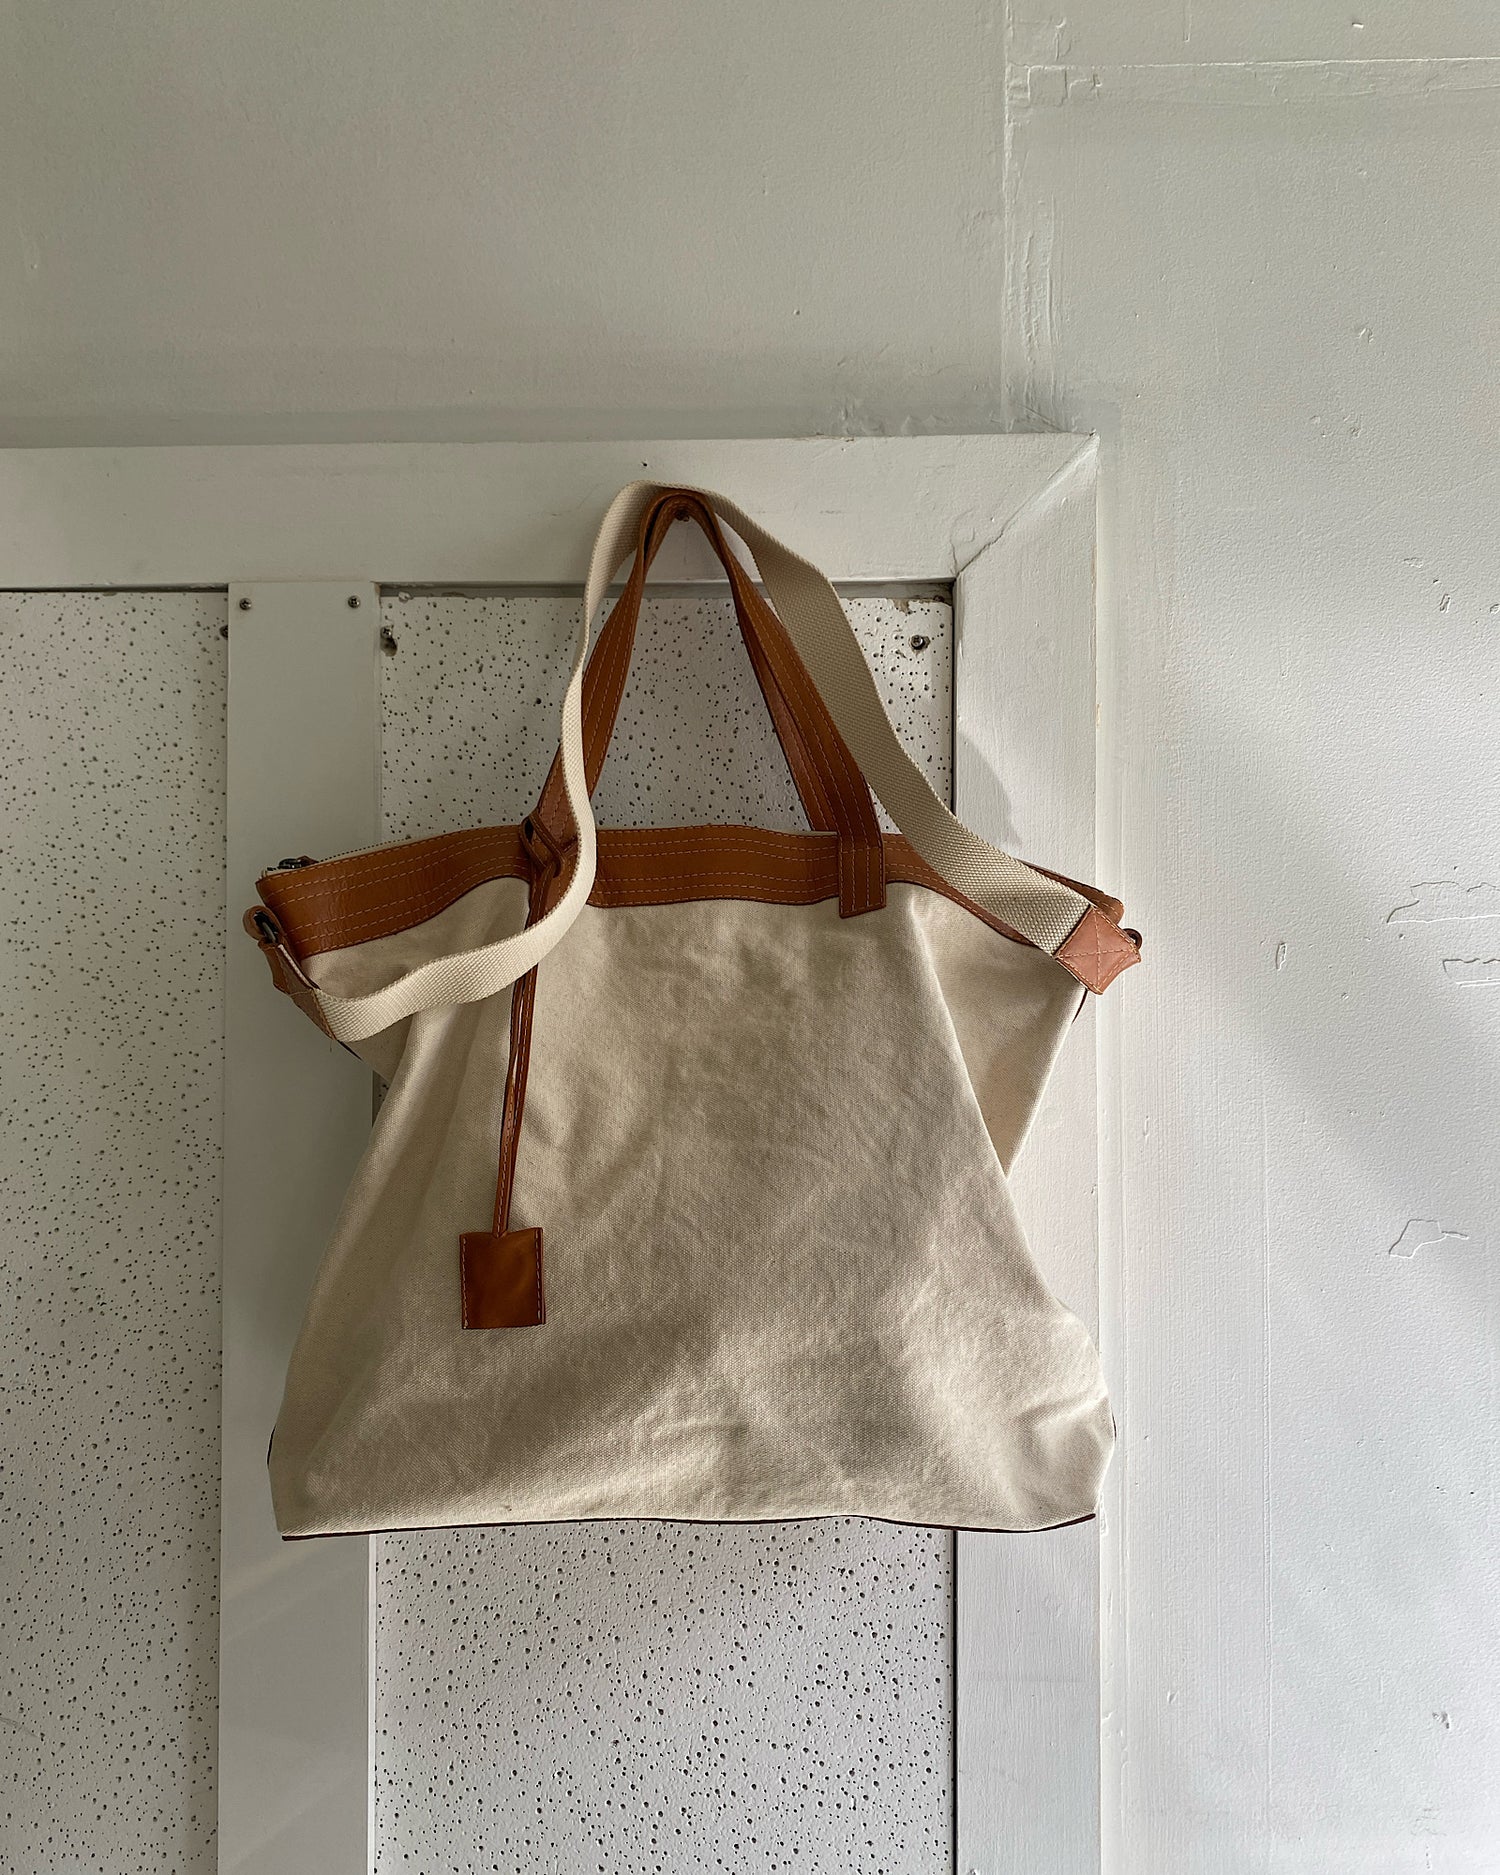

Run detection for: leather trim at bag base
[[281, 1506, 1098, 1542], [250, 824, 1140, 993]]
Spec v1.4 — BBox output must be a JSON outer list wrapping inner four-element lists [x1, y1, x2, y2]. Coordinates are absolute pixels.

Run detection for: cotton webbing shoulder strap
[[287, 482, 1100, 1043]]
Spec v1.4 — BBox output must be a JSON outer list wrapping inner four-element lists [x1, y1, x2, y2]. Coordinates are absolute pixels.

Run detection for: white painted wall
[[1000, 23, 1500, 1869], [2, 2, 1497, 1871], [0, 0, 1005, 446]]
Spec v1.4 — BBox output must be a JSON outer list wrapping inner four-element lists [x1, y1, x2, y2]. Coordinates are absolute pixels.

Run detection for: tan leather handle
[[532, 489, 886, 918], [585, 493, 846, 834], [535, 492, 838, 836]]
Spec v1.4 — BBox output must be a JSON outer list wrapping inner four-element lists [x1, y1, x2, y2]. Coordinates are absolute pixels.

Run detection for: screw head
[[237, 596, 252, 611], [909, 633, 931, 652], [347, 594, 362, 609]]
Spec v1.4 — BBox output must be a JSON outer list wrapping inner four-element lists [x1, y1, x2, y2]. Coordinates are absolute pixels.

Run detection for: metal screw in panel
[[237, 596, 252, 611], [909, 633, 931, 651], [347, 594, 362, 609]]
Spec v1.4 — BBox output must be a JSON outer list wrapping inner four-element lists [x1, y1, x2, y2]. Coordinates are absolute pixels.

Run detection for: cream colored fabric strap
[[306, 481, 1088, 1042]]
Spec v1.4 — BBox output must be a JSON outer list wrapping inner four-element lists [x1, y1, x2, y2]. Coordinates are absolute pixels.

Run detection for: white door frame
[[0, 434, 1106, 1875]]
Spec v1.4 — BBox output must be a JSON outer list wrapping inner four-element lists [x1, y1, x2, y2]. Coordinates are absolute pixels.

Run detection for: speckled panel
[[377, 1522, 952, 1873], [0, 593, 225, 1873], [380, 587, 952, 839], [376, 586, 955, 1874]]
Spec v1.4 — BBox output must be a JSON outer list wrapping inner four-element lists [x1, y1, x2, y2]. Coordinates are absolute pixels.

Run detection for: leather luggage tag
[[460, 1228, 545, 1329]]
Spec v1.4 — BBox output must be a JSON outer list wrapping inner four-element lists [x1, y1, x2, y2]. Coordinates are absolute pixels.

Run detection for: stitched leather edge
[[1053, 902, 1142, 994], [249, 825, 1140, 990], [459, 1228, 545, 1329]]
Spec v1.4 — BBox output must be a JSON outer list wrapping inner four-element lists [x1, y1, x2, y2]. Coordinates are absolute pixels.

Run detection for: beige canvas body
[[247, 484, 1140, 1537]]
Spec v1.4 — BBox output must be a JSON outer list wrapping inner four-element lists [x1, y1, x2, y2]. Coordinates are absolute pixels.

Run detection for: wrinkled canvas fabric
[[270, 884, 1114, 1535]]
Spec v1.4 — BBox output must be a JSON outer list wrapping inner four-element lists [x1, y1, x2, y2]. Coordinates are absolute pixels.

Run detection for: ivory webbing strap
[[298, 515, 615, 1043], [299, 482, 1088, 1043]]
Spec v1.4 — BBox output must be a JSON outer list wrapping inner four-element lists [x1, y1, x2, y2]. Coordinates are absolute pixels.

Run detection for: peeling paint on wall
[[1388, 882, 1500, 924], [1440, 957, 1500, 987], [1387, 1219, 1471, 1259], [1009, 57, 1500, 109]]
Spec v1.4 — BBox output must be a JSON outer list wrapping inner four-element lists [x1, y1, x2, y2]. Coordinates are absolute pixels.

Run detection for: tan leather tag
[[460, 1228, 545, 1329], [1054, 903, 1142, 994]]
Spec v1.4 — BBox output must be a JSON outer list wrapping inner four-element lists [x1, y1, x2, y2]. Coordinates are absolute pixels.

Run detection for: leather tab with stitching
[[1054, 904, 1142, 994], [460, 1228, 545, 1328]]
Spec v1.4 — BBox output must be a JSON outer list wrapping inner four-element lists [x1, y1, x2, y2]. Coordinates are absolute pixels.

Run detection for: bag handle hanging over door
[[530, 489, 886, 918], [284, 483, 1116, 1044], [540, 491, 857, 840]]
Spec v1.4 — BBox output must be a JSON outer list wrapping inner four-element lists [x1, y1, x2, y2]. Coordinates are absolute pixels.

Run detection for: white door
[[0, 436, 1104, 1874], [369, 577, 958, 1870]]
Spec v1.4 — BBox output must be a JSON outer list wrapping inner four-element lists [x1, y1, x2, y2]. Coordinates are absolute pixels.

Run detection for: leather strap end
[[1054, 904, 1142, 994], [245, 904, 338, 1039]]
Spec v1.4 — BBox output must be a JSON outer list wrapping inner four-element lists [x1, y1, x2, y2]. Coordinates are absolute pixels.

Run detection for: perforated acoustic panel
[[376, 585, 955, 1874], [0, 593, 224, 1873]]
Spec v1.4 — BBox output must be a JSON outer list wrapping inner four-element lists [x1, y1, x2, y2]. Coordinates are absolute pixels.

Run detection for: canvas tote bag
[[246, 483, 1140, 1537]]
